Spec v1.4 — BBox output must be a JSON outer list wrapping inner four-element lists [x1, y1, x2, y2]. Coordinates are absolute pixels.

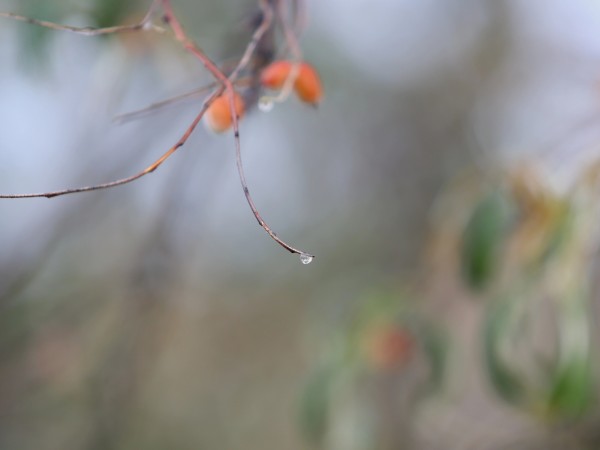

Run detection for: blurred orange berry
[[261, 61, 292, 89], [204, 91, 245, 133], [364, 325, 414, 370], [260, 60, 323, 105]]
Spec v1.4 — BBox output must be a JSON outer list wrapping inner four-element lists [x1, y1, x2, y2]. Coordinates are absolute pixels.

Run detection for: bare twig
[[0, 90, 219, 198], [0, 0, 314, 257], [229, 0, 274, 81], [0, 0, 162, 35], [260, 0, 303, 105], [113, 83, 219, 124], [114, 76, 255, 124], [161, 0, 311, 256]]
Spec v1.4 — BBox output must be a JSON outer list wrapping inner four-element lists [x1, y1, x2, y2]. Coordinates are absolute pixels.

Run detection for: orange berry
[[204, 91, 245, 133], [260, 60, 292, 90], [363, 325, 414, 370], [260, 60, 323, 106], [295, 63, 323, 105]]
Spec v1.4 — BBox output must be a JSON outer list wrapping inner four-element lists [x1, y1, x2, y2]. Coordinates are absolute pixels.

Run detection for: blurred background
[[1, 0, 600, 448]]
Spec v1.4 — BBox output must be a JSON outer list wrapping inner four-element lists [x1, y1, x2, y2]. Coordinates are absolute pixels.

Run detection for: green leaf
[[548, 357, 593, 418], [419, 323, 447, 395], [461, 191, 511, 291], [483, 298, 526, 404], [299, 366, 335, 445], [546, 292, 595, 418]]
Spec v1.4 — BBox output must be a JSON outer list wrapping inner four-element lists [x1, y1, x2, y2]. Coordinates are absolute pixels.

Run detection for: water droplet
[[299, 253, 314, 265], [258, 97, 274, 112]]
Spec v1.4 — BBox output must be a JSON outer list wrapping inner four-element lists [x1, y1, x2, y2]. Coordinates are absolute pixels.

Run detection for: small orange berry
[[260, 60, 291, 90], [294, 63, 322, 105], [260, 60, 323, 106], [363, 325, 414, 370], [204, 91, 245, 133]]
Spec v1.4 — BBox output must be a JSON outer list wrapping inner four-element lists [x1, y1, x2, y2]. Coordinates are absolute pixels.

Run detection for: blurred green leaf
[[483, 297, 526, 404], [485, 284, 596, 421], [547, 292, 594, 418], [12, 0, 143, 68], [461, 191, 511, 290], [548, 357, 593, 418], [417, 321, 447, 395], [299, 365, 335, 445]]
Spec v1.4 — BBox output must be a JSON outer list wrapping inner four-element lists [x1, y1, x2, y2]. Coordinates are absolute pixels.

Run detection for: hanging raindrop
[[299, 253, 314, 265], [258, 97, 275, 112]]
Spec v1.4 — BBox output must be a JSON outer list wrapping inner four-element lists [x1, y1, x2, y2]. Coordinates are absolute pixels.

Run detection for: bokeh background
[[1, 0, 600, 449]]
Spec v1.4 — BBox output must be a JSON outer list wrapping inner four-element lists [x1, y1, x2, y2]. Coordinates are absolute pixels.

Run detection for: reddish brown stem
[[0, 0, 313, 257], [160, 0, 311, 256], [0, 91, 219, 199]]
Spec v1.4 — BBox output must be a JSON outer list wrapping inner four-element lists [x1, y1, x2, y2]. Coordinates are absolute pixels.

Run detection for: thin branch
[[0, 0, 313, 257], [113, 83, 219, 124], [229, 0, 274, 81], [260, 0, 303, 105], [161, 0, 311, 256], [0, 91, 220, 199], [277, 0, 303, 60], [0, 0, 163, 35], [291, 0, 307, 36], [230, 2, 313, 257], [232, 2, 313, 256], [161, 0, 230, 86], [233, 128, 313, 257], [114, 77, 254, 124]]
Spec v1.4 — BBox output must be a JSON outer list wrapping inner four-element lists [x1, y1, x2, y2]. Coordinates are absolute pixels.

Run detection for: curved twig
[[0, 0, 162, 35], [161, 0, 311, 256], [113, 84, 219, 124], [0, 0, 313, 257], [0, 91, 219, 199]]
